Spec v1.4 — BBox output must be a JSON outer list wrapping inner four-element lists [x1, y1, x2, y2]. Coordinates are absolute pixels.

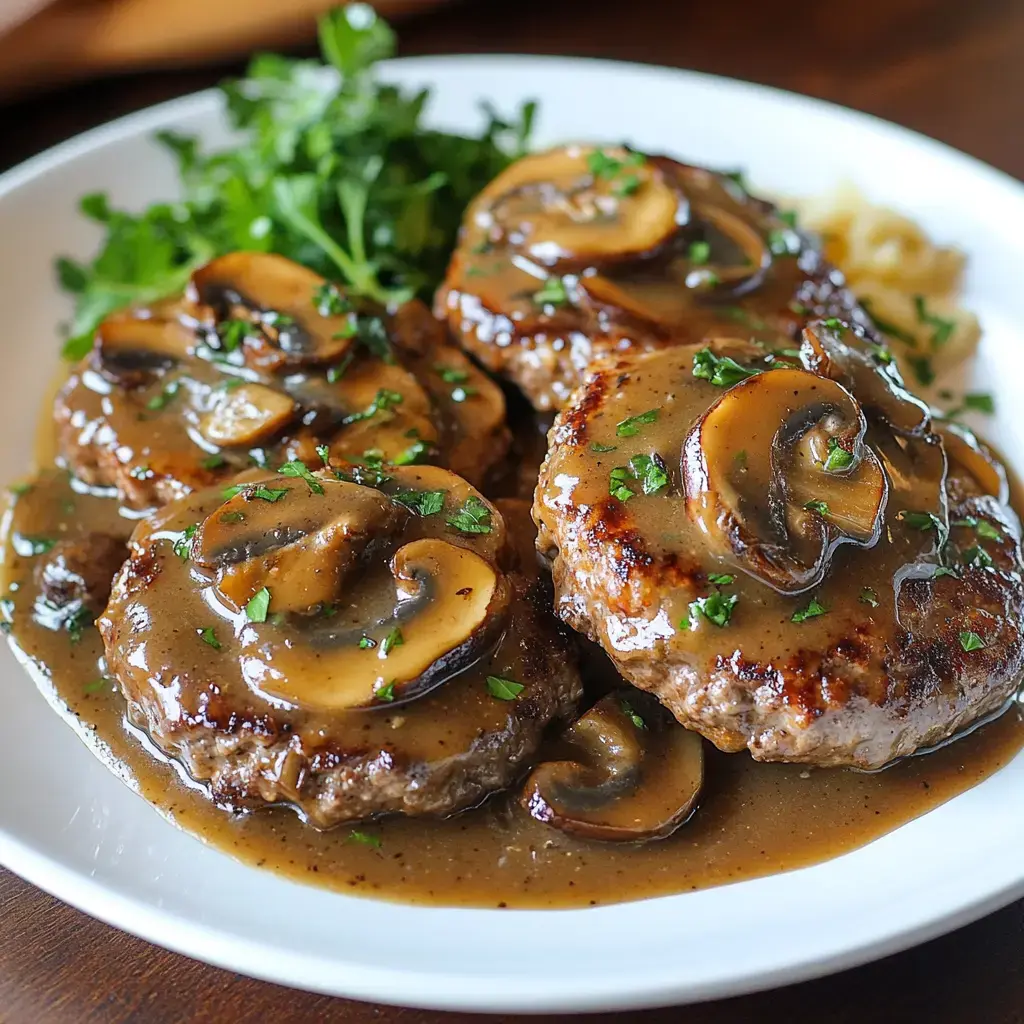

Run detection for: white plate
[[1, 55, 1023, 1014]]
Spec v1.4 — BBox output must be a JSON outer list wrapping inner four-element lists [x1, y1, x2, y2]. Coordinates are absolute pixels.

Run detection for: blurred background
[[0, 0, 1021, 179]]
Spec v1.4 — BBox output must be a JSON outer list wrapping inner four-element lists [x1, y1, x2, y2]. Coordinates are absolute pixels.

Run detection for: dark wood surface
[[2, 0, 1023, 1020]]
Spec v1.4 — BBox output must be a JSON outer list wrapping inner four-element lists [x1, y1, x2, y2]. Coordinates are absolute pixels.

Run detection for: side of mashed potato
[[792, 183, 980, 385]]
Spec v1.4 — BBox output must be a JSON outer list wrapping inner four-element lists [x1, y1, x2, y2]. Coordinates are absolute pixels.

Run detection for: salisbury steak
[[533, 323, 1024, 769], [100, 464, 581, 826], [58, 251, 510, 510], [437, 145, 871, 411]]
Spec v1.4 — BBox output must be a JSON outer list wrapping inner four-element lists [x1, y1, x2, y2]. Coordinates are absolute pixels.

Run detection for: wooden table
[[2, 0, 1023, 1019]]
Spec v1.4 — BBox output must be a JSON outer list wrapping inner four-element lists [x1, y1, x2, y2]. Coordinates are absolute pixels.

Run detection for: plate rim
[[1, 53, 1023, 1014]]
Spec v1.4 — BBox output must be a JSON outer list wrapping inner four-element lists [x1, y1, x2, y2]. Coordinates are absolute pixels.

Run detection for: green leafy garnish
[[434, 364, 469, 384], [146, 381, 180, 411], [803, 500, 830, 515], [66, 606, 93, 644], [933, 566, 959, 579], [278, 459, 325, 494], [245, 587, 271, 623], [959, 630, 985, 652], [685, 591, 739, 629], [222, 483, 289, 502], [55, 4, 534, 355], [692, 348, 761, 388], [173, 523, 198, 560], [201, 453, 226, 470], [393, 489, 445, 516], [609, 467, 635, 502], [18, 536, 56, 556], [898, 510, 948, 549], [446, 495, 492, 534], [859, 587, 879, 607], [381, 627, 404, 656], [823, 438, 855, 473], [589, 441, 617, 454], [343, 387, 403, 425], [906, 355, 935, 387], [913, 295, 956, 348], [615, 408, 659, 437], [358, 636, 376, 649], [792, 599, 826, 623], [393, 437, 432, 466], [7, 482, 32, 496], [688, 240, 711, 264], [348, 830, 382, 848], [962, 545, 994, 569], [954, 516, 1001, 541], [620, 699, 646, 730], [860, 298, 917, 346], [707, 573, 735, 585], [486, 675, 524, 700], [375, 680, 396, 702], [198, 626, 222, 649], [630, 454, 668, 495], [533, 277, 569, 307]]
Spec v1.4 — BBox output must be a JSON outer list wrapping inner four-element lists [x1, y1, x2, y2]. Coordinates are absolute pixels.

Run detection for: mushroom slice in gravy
[[92, 315, 195, 387], [198, 383, 297, 447], [523, 691, 703, 842], [476, 145, 685, 269], [683, 366, 888, 592], [188, 252, 356, 371]]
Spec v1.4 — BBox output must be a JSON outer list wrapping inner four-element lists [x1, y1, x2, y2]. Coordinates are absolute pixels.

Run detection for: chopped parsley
[[587, 147, 645, 182], [315, 443, 331, 467], [393, 437, 432, 466], [375, 680, 396, 702], [343, 387, 404, 425], [791, 598, 826, 623], [615, 408, 659, 437], [7, 482, 32, 496], [589, 441, 617, 454], [217, 318, 257, 352], [803, 500, 830, 515], [959, 630, 985, 652], [486, 675, 524, 700], [173, 523, 198, 560], [823, 438, 855, 473], [278, 459, 324, 495], [962, 545, 994, 569], [609, 466, 635, 502], [913, 295, 956, 348], [201, 453, 226, 470], [860, 298, 917, 346], [219, 511, 245, 524], [326, 353, 354, 383], [146, 380, 180, 411], [933, 566, 959, 579], [707, 573, 735, 585], [688, 240, 711, 264], [18, 536, 56, 556], [533, 277, 569, 307], [347, 830, 382, 849], [66, 606, 93, 644], [685, 591, 739, 629], [222, 483, 289, 502], [613, 173, 641, 197], [245, 587, 271, 623], [84, 678, 110, 694], [954, 516, 1001, 541], [692, 348, 761, 388], [608, 452, 669, 501], [620, 699, 646, 730], [313, 281, 352, 317], [381, 627, 404, 656], [358, 636, 376, 649], [434, 364, 469, 384], [198, 626, 221, 649], [446, 495, 492, 534], [393, 489, 445, 517], [899, 510, 947, 539], [859, 587, 879, 607]]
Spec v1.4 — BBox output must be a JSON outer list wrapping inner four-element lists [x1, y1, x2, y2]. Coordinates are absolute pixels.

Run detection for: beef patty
[[100, 465, 581, 826], [533, 324, 1024, 769], [57, 252, 510, 510], [437, 145, 871, 411]]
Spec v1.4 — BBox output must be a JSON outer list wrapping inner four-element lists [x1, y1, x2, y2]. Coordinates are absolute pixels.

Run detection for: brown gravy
[[4, 446, 1023, 908]]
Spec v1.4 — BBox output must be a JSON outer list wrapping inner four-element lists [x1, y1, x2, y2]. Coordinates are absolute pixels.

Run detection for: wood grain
[[1, 0, 1023, 1020]]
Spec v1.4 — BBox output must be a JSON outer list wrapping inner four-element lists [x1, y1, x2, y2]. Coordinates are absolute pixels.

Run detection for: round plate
[[1, 56, 1022, 1014]]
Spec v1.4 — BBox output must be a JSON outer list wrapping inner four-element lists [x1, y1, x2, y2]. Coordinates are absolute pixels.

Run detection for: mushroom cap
[[683, 366, 888, 593], [522, 690, 704, 842]]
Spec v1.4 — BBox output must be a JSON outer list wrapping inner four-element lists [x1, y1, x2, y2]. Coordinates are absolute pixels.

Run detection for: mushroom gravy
[[4, 452, 1022, 909]]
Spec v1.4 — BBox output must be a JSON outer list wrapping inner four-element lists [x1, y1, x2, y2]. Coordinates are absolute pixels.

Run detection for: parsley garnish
[[707, 573, 735, 585], [434, 364, 469, 384], [933, 566, 959, 579], [615, 408, 659, 437], [823, 438, 855, 473], [959, 630, 985, 652], [222, 483, 289, 502], [792, 599, 826, 623], [688, 240, 711, 264], [217, 318, 257, 352], [381, 627, 404, 656], [66, 606, 93, 644], [19, 536, 56, 556], [393, 489, 444, 516], [348, 830, 382, 848], [860, 298, 917, 346], [907, 355, 935, 387], [899, 510, 947, 540], [393, 437, 432, 466], [589, 441, 617, 454], [803, 500, 830, 515], [533, 277, 569, 307], [859, 587, 879, 607], [198, 626, 221, 649], [962, 545, 994, 569], [313, 281, 352, 317], [326, 354, 354, 383], [245, 587, 271, 623], [358, 636, 376, 649], [201, 453, 226, 470], [609, 452, 669, 501], [620, 699, 646, 729], [343, 388, 403, 425], [913, 295, 956, 348], [954, 516, 1001, 541], [173, 523, 198, 560], [486, 675, 524, 700], [146, 380, 180, 411], [692, 348, 761, 388], [685, 591, 739, 629], [446, 495, 492, 534], [375, 680, 396, 702], [279, 459, 324, 494]]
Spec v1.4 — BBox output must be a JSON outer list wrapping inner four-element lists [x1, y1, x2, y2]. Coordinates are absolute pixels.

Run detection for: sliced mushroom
[[91, 315, 195, 387], [522, 691, 703, 842], [683, 367, 888, 593], [476, 146, 686, 269], [192, 473, 401, 613], [188, 252, 357, 370], [938, 421, 1009, 504], [801, 319, 930, 436], [198, 383, 296, 448]]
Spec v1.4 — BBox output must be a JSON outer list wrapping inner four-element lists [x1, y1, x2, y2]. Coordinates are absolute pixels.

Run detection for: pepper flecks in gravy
[[3, 443, 1021, 909]]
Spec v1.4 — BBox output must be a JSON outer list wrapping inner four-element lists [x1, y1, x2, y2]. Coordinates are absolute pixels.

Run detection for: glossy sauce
[[4, 425, 1022, 908]]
